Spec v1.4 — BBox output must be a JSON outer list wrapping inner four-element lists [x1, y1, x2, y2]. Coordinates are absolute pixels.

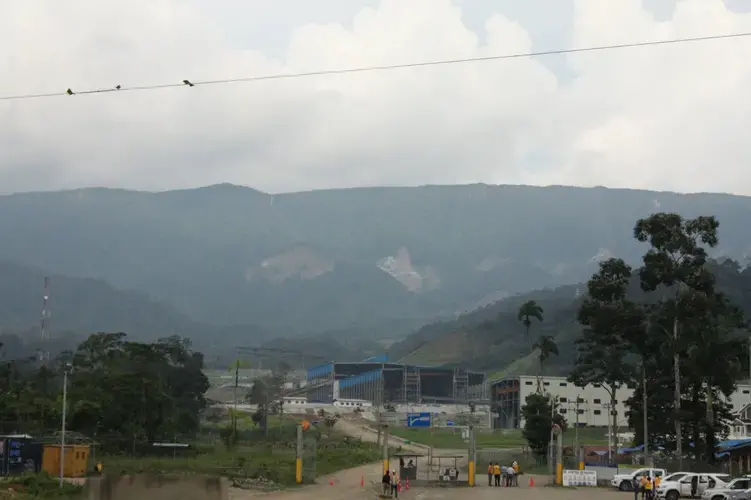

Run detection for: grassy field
[[97, 418, 381, 486], [387, 426, 609, 449]]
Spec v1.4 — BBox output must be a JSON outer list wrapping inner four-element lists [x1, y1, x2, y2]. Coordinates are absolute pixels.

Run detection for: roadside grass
[[96, 419, 380, 486], [387, 426, 609, 449]]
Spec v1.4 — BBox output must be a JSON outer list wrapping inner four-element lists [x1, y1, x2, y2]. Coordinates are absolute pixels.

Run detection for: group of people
[[382, 469, 400, 498], [487, 461, 519, 487], [633, 474, 661, 500]]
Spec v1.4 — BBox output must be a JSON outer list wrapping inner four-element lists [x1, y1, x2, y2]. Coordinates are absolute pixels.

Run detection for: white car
[[701, 477, 751, 500], [657, 473, 732, 500], [611, 468, 668, 491]]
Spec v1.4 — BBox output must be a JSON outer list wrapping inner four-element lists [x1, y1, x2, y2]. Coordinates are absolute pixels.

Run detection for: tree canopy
[[0, 332, 209, 450]]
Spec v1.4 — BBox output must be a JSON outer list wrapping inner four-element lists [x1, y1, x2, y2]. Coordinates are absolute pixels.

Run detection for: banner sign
[[562, 469, 597, 487]]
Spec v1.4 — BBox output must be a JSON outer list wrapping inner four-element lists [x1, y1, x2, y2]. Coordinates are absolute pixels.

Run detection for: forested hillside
[[4, 184, 751, 337], [393, 257, 751, 377]]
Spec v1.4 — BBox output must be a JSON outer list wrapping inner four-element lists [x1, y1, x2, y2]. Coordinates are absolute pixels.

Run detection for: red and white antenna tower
[[39, 277, 50, 360]]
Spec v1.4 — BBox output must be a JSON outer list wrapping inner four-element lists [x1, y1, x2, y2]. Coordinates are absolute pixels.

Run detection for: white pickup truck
[[611, 468, 668, 491], [656, 473, 733, 500]]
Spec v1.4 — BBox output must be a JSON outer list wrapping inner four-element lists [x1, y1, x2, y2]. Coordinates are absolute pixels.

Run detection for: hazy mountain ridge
[[3, 183, 751, 339]]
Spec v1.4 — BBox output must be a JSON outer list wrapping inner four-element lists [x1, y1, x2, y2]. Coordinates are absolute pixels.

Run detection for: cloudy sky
[[2, 0, 751, 195]]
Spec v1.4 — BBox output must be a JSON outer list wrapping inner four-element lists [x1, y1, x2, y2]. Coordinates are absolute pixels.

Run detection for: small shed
[[42, 444, 90, 478]]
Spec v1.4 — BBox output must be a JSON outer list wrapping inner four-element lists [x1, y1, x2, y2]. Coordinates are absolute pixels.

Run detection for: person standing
[[500, 464, 507, 486], [488, 463, 494, 486], [493, 463, 501, 486], [507, 464, 516, 486], [391, 469, 399, 498], [645, 476, 653, 500], [382, 470, 391, 497]]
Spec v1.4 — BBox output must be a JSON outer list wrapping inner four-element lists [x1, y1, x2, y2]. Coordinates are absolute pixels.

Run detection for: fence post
[[295, 425, 303, 484]]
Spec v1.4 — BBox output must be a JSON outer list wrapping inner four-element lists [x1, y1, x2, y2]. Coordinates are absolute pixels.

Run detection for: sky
[[2, 0, 751, 195]]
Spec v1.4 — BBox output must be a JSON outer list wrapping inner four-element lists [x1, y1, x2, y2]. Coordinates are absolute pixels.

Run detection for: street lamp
[[60, 362, 72, 488]]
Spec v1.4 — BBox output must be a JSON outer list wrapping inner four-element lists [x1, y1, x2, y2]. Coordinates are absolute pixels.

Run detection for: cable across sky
[[2, 31, 750, 102]]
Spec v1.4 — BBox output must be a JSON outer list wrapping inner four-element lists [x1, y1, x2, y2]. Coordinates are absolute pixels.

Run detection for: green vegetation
[[564, 213, 748, 462], [0, 473, 83, 499], [0, 333, 379, 487], [386, 425, 607, 449], [5, 184, 751, 351], [100, 431, 380, 486]]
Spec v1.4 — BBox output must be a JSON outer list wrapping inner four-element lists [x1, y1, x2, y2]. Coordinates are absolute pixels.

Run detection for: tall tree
[[570, 258, 643, 462], [521, 393, 567, 458], [518, 300, 544, 347], [634, 213, 719, 465], [532, 335, 559, 393]]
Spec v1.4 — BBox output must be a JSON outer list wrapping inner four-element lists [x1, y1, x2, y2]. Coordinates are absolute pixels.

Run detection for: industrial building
[[492, 375, 751, 429], [306, 356, 487, 404]]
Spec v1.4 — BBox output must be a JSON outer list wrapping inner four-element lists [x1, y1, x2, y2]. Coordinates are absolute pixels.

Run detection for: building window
[[525, 381, 533, 386], [594, 410, 601, 415], [593, 383, 601, 388], [577, 409, 584, 414], [744, 390, 750, 394], [593, 398, 601, 404], [560, 409, 567, 414], [559, 397, 568, 403], [559, 382, 567, 387], [544, 382, 550, 386]]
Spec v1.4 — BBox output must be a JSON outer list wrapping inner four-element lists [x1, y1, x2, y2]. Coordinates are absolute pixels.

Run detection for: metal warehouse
[[306, 356, 487, 404]]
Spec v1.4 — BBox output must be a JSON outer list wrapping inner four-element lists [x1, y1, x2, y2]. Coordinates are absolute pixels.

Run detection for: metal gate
[[302, 435, 317, 483]]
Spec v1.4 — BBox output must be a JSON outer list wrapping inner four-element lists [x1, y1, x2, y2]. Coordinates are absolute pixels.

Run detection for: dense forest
[[0, 332, 209, 447]]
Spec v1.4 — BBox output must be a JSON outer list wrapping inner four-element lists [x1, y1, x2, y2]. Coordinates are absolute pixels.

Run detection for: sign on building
[[562, 470, 597, 487], [407, 412, 431, 428]]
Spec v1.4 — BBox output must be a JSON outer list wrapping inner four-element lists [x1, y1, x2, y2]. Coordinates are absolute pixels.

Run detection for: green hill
[[4, 183, 751, 341], [392, 259, 751, 377]]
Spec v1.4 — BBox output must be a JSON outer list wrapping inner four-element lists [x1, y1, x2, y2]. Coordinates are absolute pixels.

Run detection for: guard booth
[[392, 452, 422, 482], [392, 452, 471, 487]]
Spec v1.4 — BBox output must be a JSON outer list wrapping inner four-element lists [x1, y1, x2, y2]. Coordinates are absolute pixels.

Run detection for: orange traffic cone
[[529, 476, 535, 487]]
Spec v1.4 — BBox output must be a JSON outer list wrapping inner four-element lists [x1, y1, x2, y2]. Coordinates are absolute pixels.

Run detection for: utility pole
[[642, 364, 650, 466], [59, 362, 71, 488], [232, 349, 240, 443], [39, 277, 50, 362], [376, 364, 383, 448]]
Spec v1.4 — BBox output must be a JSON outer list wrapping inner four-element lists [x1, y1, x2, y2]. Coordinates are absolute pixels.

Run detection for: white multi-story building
[[492, 375, 751, 430]]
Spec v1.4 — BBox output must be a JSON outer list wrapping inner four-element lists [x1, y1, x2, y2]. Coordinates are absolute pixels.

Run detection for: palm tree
[[517, 300, 544, 346], [532, 335, 559, 393]]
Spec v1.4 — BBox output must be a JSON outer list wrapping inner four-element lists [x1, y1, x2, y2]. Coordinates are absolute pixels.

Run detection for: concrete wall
[[87, 475, 227, 500]]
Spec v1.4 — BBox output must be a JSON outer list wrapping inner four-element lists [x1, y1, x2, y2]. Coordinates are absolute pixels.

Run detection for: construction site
[[305, 357, 488, 405]]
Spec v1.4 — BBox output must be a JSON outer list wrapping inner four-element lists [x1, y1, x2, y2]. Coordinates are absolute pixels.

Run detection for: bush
[[0, 472, 83, 499]]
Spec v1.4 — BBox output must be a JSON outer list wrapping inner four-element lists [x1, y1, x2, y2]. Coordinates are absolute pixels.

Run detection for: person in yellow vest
[[640, 475, 648, 500], [493, 463, 501, 486], [390, 469, 399, 498], [644, 476, 653, 500], [654, 476, 661, 488]]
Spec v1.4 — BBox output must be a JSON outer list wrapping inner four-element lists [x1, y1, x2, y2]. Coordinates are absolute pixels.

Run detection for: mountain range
[[3, 183, 751, 370]]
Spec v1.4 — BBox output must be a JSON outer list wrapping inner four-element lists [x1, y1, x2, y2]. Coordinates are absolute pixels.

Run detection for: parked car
[[611, 468, 668, 491], [701, 477, 751, 500], [656, 473, 732, 500]]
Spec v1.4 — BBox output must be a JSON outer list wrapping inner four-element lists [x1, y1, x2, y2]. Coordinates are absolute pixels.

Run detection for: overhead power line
[[1, 31, 750, 102]]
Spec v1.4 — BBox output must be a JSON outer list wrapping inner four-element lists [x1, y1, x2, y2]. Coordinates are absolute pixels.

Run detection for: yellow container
[[42, 444, 90, 478]]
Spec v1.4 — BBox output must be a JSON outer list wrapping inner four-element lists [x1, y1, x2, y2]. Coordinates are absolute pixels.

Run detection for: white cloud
[[1, 0, 751, 194]]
